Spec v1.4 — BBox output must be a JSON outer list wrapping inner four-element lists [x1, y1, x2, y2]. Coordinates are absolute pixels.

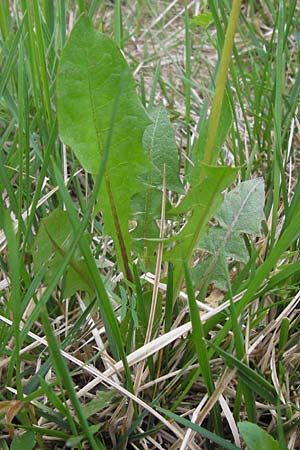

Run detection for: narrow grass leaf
[[184, 5, 191, 163], [221, 250, 256, 421], [210, 342, 277, 404], [2, 208, 22, 397], [113, 0, 123, 48], [271, 0, 285, 245], [183, 257, 222, 434], [40, 308, 105, 450], [0, 19, 24, 99], [203, 0, 242, 165], [157, 407, 240, 450]]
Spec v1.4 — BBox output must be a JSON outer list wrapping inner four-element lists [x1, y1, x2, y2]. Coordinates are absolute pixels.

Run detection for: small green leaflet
[[193, 178, 265, 291], [190, 12, 214, 28], [82, 390, 117, 418], [238, 422, 280, 450], [32, 209, 93, 297]]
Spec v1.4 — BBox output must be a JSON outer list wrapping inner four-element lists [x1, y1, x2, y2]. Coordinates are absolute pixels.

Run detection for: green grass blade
[[209, 342, 277, 404], [1, 208, 22, 398], [114, 0, 123, 48], [183, 256, 222, 435], [88, 0, 101, 19], [203, 0, 242, 165], [271, 0, 285, 246], [157, 407, 240, 450], [32, 0, 52, 125], [184, 5, 191, 166], [0, 17, 24, 99], [0, 0, 10, 40], [221, 251, 256, 422], [148, 62, 161, 109], [40, 308, 106, 450], [58, 0, 66, 46]]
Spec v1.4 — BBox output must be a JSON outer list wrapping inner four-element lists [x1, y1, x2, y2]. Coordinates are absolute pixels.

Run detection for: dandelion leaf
[[167, 164, 237, 270], [193, 178, 265, 290], [56, 15, 151, 276], [32, 209, 93, 297], [142, 106, 183, 193], [131, 106, 183, 267]]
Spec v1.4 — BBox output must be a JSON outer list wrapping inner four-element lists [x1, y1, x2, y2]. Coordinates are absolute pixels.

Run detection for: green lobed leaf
[[56, 15, 151, 276], [238, 421, 280, 450], [32, 209, 93, 297], [215, 178, 265, 235], [142, 106, 183, 193], [168, 164, 237, 297], [131, 106, 183, 267], [193, 178, 265, 290]]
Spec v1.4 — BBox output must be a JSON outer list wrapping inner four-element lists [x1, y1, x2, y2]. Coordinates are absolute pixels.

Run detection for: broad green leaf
[[238, 422, 280, 450], [64, 260, 93, 298], [131, 106, 183, 267], [168, 164, 237, 297], [216, 178, 264, 235], [82, 390, 117, 418], [32, 209, 93, 297], [142, 106, 183, 193], [193, 178, 265, 290], [57, 15, 151, 277], [11, 431, 35, 450]]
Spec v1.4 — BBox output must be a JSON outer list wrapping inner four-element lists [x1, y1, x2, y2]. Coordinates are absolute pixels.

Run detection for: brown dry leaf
[[1, 400, 24, 438]]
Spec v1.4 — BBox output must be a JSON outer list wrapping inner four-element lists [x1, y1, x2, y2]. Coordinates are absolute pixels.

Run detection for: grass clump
[[0, 1, 300, 449]]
